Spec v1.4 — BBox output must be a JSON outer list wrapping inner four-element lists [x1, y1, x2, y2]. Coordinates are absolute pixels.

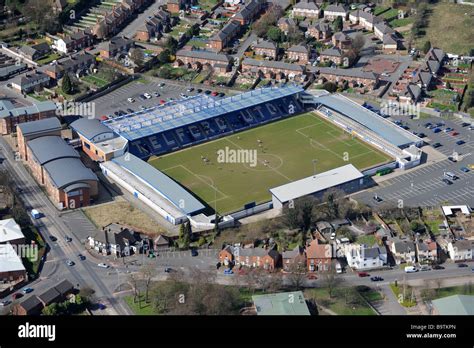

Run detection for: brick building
[[282, 245, 306, 271], [11, 72, 50, 94], [17, 117, 62, 161], [242, 58, 305, 80], [291, 0, 320, 19], [0, 244, 26, 283], [53, 31, 94, 54], [319, 47, 343, 65], [287, 44, 309, 64], [0, 99, 57, 135], [306, 20, 331, 40], [323, 3, 348, 21], [252, 40, 277, 59], [175, 49, 232, 74], [305, 239, 332, 272], [99, 36, 134, 59], [234, 247, 281, 271], [232, 0, 264, 25], [317, 67, 379, 89], [207, 20, 241, 51]]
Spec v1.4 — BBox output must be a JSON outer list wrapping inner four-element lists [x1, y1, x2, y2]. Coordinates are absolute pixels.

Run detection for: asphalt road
[[0, 138, 131, 315], [354, 114, 474, 207]]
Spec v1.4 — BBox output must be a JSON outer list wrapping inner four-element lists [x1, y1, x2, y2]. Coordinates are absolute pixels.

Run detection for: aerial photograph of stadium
[[0, 0, 473, 344]]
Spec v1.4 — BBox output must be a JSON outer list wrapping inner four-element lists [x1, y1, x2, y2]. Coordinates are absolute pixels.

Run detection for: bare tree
[[320, 263, 342, 298], [286, 262, 307, 290], [351, 33, 365, 56], [140, 264, 156, 303], [128, 273, 141, 303]]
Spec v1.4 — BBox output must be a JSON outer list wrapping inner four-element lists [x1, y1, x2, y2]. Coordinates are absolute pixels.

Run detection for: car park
[[98, 263, 109, 268], [22, 287, 33, 294]]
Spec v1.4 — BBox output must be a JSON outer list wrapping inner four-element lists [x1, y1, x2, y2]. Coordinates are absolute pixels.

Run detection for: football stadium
[[73, 86, 423, 226]]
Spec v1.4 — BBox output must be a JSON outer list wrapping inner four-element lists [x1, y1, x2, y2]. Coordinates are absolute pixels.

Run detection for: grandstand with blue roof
[[102, 85, 305, 159]]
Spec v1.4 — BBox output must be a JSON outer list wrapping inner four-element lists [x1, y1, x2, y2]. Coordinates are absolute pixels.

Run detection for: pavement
[[372, 284, 407, 315], [0, 137, 132, 315], [354, 114, 474, 207]]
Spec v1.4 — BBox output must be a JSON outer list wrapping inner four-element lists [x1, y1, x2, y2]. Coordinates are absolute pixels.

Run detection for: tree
[[351, 33, 365, 56], [42, 303, 61, 315], [140, 264, 156, 303], [337, 226, 355, 242], [321, 263, 342, 298], [165, 37, 178, 54], [286, 262, 307, 290], [178, 223, 191, 249], [267, 26, 282, 42], [61, 73, 73, 94], [158, 49, 171, 64], [322, 81, 338, 93], [333, 16, 343, 32], [422, 40, 431, 54], [286, 24, 303, 45]]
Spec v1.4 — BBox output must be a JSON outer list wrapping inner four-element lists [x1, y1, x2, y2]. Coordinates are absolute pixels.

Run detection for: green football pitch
[[148, 112, 392, 214]]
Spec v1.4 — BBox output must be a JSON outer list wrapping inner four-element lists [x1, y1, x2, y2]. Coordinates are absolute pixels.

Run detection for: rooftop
[[270, 164, 364, 203], [103, 85, 304, 141], [111, 153, 205, 215], [0, 100, 56, 119], [43, 157, 98, 189], [28, 136, 80, 165], [17, 117, 61, 136], [432, 295, 474, 315], [0, 243, 25, 273], [0, 218, 25, 243], [252, 291, 311, 315]]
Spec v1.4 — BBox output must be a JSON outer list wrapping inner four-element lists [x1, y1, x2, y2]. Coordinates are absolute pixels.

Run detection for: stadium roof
[[17, 117, 61, 136], [0, 243, 26, 274], [270, 164, 364, 203], [103, 85, 304, 141], [112, 153, 205, 215], [252, 291, 310, 315], [28, 136, 80, 165], [314, 94, 420, 147]]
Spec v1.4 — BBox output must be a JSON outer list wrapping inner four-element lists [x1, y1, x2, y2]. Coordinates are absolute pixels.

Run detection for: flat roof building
[[270, 164, 366, 209], [252, 291, 311, 315]]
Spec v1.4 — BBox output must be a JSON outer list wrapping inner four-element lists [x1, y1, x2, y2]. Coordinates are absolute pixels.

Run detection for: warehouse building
[[270, 164, 367, 210], [17, 117, 62, 161]]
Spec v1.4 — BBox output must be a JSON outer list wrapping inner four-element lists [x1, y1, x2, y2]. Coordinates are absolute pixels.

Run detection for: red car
[[358, 272, 370, 277], [159, 99, 166, 105], [451, 131, 459, 136], [12, 293, 23, 300], [99, 115, 109, 121], [307, 274, 318, 280], [211, 91, 218, 96]]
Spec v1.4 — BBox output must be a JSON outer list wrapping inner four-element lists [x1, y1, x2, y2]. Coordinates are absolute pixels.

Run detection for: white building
[[323, 4, 348, 21], [448, 240, 473, 262], [0, 218, 25, 245], [292, 0, 320, 19], [344, 243, 387, 270]]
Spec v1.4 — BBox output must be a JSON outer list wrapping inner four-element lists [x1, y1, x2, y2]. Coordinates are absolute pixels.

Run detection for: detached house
[[99, 36, 134, 59], [253, 40, 277, 60], [291, 0, 320, 19], [306, 20, 331, 40], [390, 239, 416, 264], [54, 31, 94, 54], [282, 245, 306, 271], [278, 17, 296, 34], [306, 239, 332, 272], [287, 44, 309, 64], [345, 243, 387, 270], [219, 245, 234, 266], [448, 240, 473, 262], [88, 223, 137, 257], [323, 4, 348, 21], [332, 31, 351, 50]]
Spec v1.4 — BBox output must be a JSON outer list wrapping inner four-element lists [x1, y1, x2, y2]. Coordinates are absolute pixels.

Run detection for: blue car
[[22, 287, 33, 294], [223, 269, 234, 275], [433, 128, 441, 133], [456, 140, 465, 145], [460, 167, 470, 173]]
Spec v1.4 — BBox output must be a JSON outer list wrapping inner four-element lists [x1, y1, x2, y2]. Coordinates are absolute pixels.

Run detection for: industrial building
[[0, 99, 57, 135]]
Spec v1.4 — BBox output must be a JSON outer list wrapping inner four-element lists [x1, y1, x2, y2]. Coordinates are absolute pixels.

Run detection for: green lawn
[[381, 8, 399, 21], [21, 225, 46, 276], [149, 112, 392, 214], [424, 285, 474, 300], [389, 17, 413, 28], [390, 283, 417, 307], [414, 3, 474, 55], [124, 295, 156, 315], [37, 53, 62, 65], [356, 234, 377, 246], [305, 287, 376, 315]]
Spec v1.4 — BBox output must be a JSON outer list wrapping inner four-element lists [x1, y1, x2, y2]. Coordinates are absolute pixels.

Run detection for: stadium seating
[[127, 95, 304, 159]]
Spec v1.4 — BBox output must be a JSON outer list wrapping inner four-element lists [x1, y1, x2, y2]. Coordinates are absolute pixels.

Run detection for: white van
[[444, 172, 457, 180], [335, 263, 342, 274], [404, 266, 418, 273]]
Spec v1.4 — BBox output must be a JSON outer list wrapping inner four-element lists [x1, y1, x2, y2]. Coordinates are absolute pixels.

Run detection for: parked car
[[187, 87, 194, 92], [433, 128, 441, 133], [404, 266, 418, 273], [460, 167, 470, 173], [457, 263, 468, 268], [159, 82, 165, 87], [78, 254, 86, 261], [461, 122, 471, 127], [417, 133, 426, 138], [211, 91, 218, 96], [0, 300, 11, 306], [204, 90, 212, 95], [153, 92, 160, 97], [223, 268, 234, 275], [307, 274, 317, 280], [66, 260, 75, 266], [164, 267, 172, 273], [456, 140, 465, 145], [451, 131, 459, 136], [443, 127, 453, 133], [373, 195, 383, 203], [216, 262, 221, 269], [191, 249, 198, 257], [97, 263, 109, 268], [144, 93, 152, 99], [65, 236, 72, 242], [448, 156, 457, 163], [159, 99, 166, 105], [330, 232, 336, 240], [433, 265, 445, 270], [49, 235, 57, 242], [358, 272, 370, 277], [127, 97, 135, 103], [31, 209, 41, 219], [442, 178, 453, 185], [420, 265, 431, 271], [432, 142, 442, 148], [22, 287, 33, 294]]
